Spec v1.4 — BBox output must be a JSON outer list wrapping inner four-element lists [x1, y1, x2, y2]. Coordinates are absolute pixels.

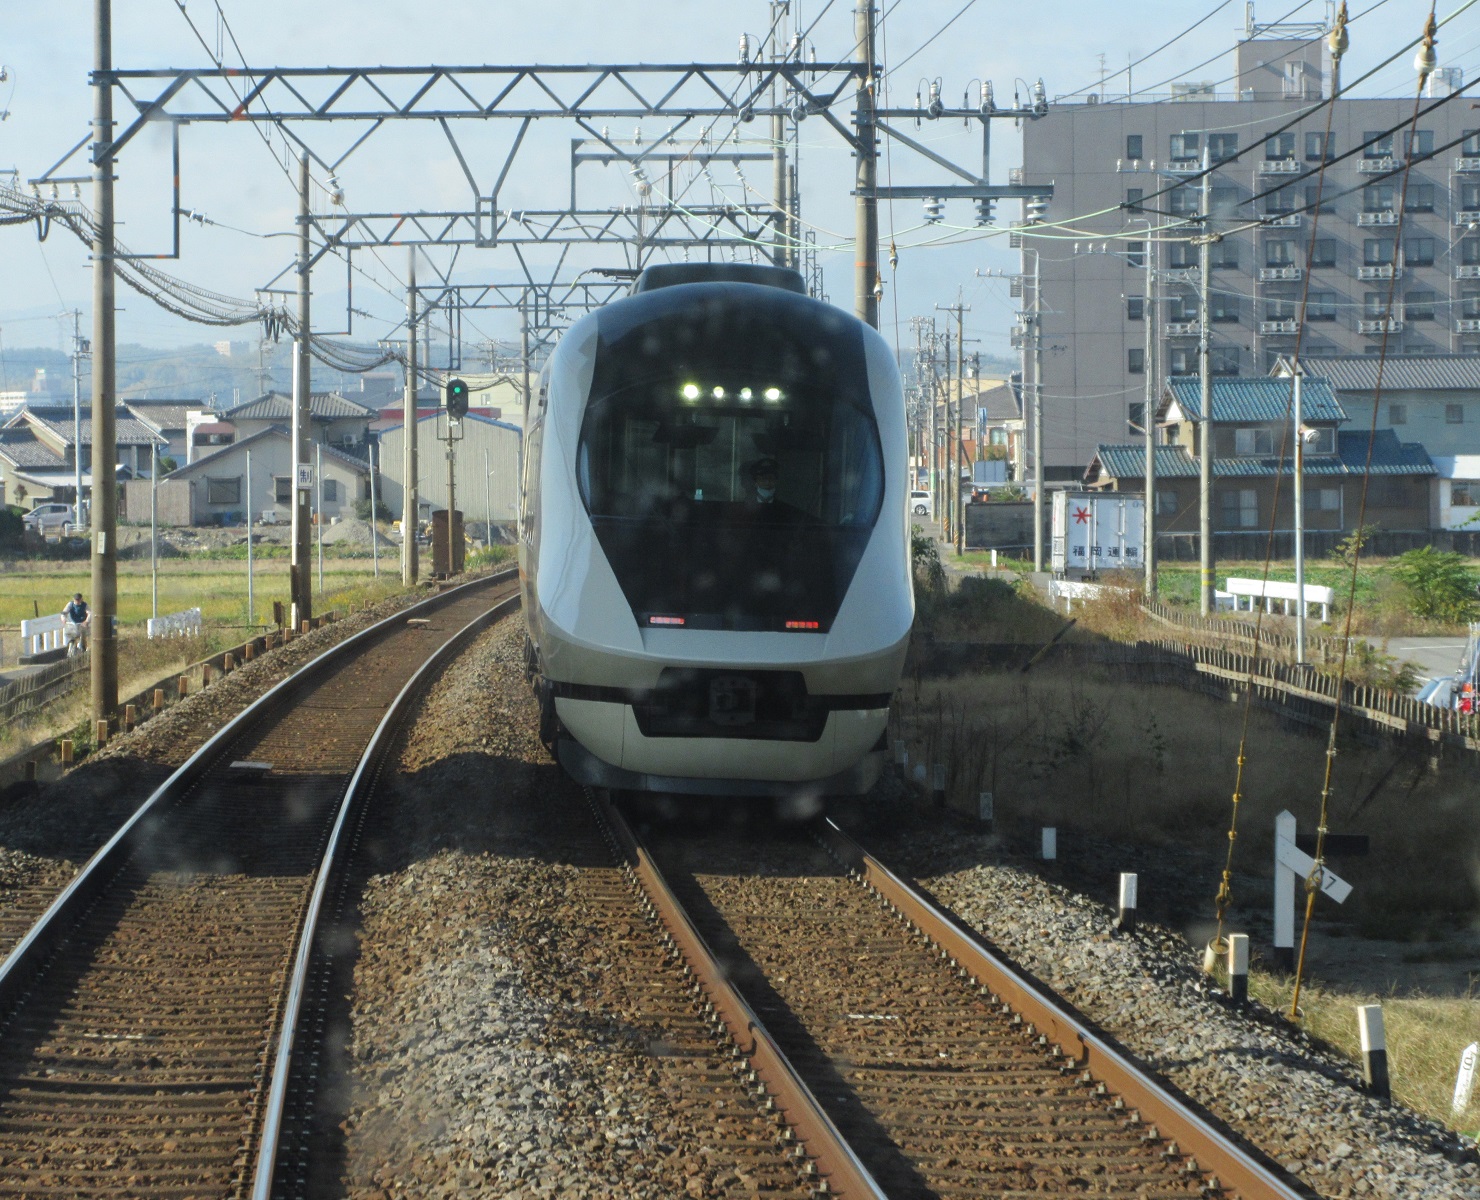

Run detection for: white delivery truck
[[1050, 491, 1145, 577]]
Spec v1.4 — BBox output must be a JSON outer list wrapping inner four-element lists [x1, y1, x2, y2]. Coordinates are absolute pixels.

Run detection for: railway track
[[0, 572, 518, 1199], [608, 799, 1311, 1200]]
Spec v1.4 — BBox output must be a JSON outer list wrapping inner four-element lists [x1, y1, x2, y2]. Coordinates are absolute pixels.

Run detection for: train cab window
[[579, 291, 884, 631]]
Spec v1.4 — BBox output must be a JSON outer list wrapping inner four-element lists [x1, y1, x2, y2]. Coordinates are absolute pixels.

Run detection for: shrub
[[0, 508, 23, 548], [353, 498, 392, 522], [911, 525, 946, 595], [1390, 546, 1479, 623]]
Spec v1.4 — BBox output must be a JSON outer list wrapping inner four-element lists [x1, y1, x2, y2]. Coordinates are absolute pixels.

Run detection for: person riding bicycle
[[62, 593, 90, 655]]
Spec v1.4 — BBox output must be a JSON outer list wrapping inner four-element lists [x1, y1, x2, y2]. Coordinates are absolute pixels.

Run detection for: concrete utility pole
[[291, 150, 313, 626], [90, 0, 119, 723], [1197, 147, 1214, 616], [1031, 251, 1045, 572], [402, 248, 419, 585], [1292, 367, 1307, 664], [246, 449, 254, 623], [936, 299, 971, 555], [71, 310, 86, 531], [853, 0, 879, 327], [771, 1, 791, 269], [1141, 244, 1157, 596], [444, 412, 457, 577]]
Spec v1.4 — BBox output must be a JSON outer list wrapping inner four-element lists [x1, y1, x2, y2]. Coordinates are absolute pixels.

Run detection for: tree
[[1391, 546, 1479, 623]]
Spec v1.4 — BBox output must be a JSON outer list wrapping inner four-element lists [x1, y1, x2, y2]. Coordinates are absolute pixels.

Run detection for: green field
[[0, 556, 395, 630]]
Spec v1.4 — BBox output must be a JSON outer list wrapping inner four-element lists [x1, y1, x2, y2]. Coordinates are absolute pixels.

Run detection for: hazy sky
[[0, 0, 1450, 367]]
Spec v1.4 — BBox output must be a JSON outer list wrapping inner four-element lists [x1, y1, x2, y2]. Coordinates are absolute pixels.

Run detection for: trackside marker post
[[1042, 827, 1057, 861], [1273, 810, 1351, 972], [1358, 1004, 1390, 1100], [978, 791, 993, 829], [1116, 872, 1137, 932], [931, 763, 945, 808], [1227, 934, 1249, 1004], [1454, 1043, 1479, 1115]]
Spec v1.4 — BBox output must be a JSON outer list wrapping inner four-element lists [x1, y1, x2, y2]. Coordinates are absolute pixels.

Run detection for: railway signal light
[[445, 377, 469, 419]]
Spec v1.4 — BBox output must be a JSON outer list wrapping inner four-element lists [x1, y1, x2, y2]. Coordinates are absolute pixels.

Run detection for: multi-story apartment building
[[1017, 17, 1475, 477]]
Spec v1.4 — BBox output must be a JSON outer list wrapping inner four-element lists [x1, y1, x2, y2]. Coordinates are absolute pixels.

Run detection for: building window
[[1169, 347, 1194, 374], [1168, 186, 1199, 217], [1402, 237, 1435, 267], [1404, 290, 1437, 320], [1209, 185, 1238, 218], [1405, 184, 1435, 213], [1463, 238, 1480, 267], [1362, 184, 1395, 212], [1157, 490, 1179, 515], [1264, 187, 1295, 215], [1265, 132, 1295, 160], [206, 477, 241, 505], [1168, 241, 1197, 269], [1308, 241, 1337, 271], [1129, 401, 1145, 432], [1448, 403, 1465, 424], [1307, 291, 1337, 321], [1265, 238, 1298, 267], [1363, 131, 1394, 159], [1305, 131, 1334, 162], [1126, 240, 1145, 269], [1308, 487, 1341, 511], [1126, 187, 1144, 211], [1303, 183, 1334, 214], [1267, 297, 1298, 321], [1221, 488, 1259, 527], [1210, 346, 1240, 375], [1170, 132, 1201, 162], [1462, 288, 1480, 319], [1126, 295, 1144, 321], [1305, 426, 1336, 454], [1363, 291, 1388, 318], [1210, 240, 1239, 269], [1453, 481, 1480, 507], [1126, 134, 1143, 160], [323, 478, 338, 503], [1208, 133, 1238, 163], [1128, 348, 1145, 375], [1209, 292, 1239, 323], [1403, 129, 1434, 160], [1234, 428, 1275, 455], [275, 476, 292, 505], [1464, 130, 1480, 156], [1363, 238, 1396, 266]]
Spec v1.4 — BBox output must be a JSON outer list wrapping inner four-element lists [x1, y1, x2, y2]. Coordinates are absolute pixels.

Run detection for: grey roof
[[222, 391, 376, 422], [0, 430, 64, 469], [169, 424, 370, 477], [125, 403, 196, 432], [1284, 355, 1480, 394], [18, 407, 167, 447], [972, 382, 1022, 423], [1091, 429, 1434, 482], [1164, 376, 1347, 424]]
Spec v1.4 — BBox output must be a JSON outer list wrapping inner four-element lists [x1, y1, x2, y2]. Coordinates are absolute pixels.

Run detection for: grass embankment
[[904, 570, 1480, 1134]]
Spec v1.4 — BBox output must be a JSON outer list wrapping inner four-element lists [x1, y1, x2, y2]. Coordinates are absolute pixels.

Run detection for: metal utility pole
[[483, 446, 492, 549], [149, 454, 157, 619], [246, 449, 255, 624], [315, 441, 324, 595], [1293, 368, 1307, 663], [1031, 251, 1045, 572], [853, 0, 879, 327], [401, 248, 419, 585], [71, 310, 86, 531], [1197, 147, 1214, 616], [771, 1, 791, 269], [1142, 246, 1157, 596], [291, 150, 313, 626], [369, 440, 379, 579], [90, 0, 119, 723]]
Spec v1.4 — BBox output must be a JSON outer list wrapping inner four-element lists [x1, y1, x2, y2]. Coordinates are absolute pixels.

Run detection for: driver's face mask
[[757, 483, 776, 501]]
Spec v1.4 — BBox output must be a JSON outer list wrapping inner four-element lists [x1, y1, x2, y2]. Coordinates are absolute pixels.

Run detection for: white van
[[909, 489, 933, 517]]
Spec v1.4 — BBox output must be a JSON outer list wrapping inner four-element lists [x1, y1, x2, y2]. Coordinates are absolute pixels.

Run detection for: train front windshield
[[579, 289, 884, 632]]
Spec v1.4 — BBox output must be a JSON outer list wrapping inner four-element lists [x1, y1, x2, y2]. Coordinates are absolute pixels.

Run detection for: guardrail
[[146, 607, 203, 639], [19, 614, 66, 657]]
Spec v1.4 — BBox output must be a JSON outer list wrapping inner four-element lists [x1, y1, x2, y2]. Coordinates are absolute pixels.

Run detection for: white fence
[[1224, 576, 1334, 622], [19, 613, 66, 656], [147, 607, 203, 639]]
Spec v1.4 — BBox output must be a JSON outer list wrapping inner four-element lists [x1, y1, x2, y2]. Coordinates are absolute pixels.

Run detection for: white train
[[519, 263, 912, 797]]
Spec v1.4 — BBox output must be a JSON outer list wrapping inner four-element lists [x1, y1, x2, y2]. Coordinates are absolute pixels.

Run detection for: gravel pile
[[862, 798, 1480, 1200]]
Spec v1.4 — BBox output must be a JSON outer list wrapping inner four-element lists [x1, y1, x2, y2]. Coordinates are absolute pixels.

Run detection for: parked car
[[22, 503, 75, 537], [909, 489, 933, 517]]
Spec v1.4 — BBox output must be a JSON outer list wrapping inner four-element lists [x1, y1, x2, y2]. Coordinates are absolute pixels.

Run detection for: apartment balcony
[[1357, 157, 1396, 174], [1166, 159, 1201, 175], [1357, 210, 1398, 226], [1457, 210, 1480, 227], [1458, 264, 1480, 279], [1164, 320, 1201, 337], [1358, 318, 1403, 335], [1357, 264, 1400, 280], [1264, 212, 1302, 227], [1457, 318, 1480, 333], [1257, 158, 1302, 174], [1454, 157, 1480, 173], [1008, 166, 1024, 185], [1259, 265, 1302, 281], [1259, 319, 1299, 335]]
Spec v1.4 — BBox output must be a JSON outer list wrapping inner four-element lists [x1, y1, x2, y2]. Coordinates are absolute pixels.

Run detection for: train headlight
[[764, 387, 783, 402], [712, 386, 726, 399], [681, 383, 701, 401], [739, 388, 754, 402]]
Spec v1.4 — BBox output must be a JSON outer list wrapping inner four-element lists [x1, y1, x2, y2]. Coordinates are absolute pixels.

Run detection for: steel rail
[[0, 569, 514, 1017], [593, 792, 887, 1200], [251, 588, 523, 1198], [818, 820, 1310, 1200]]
